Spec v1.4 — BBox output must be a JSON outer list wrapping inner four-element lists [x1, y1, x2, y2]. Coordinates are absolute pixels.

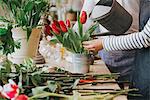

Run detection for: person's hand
[[82, 39, 103, 52]]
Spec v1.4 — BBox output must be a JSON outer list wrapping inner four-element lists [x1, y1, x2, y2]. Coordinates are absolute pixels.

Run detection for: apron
[[129, 0, 150, 99], [98, 0, 139, 82]]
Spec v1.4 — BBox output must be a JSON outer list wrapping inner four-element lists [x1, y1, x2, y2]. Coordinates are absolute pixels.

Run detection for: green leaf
[[68, 29, 83, 53], [85, 23, 99, 36], [14, 64, 20, 73], [32, 86, 48, 96], [62, 33, 70, 48], [11, 0, 21, 8], [77, 15, 83, 38], [24, 1, 34, 13], [31, 74, 42, 86], [51, 31, 63, 43], [2, 59, 11, 73], [0, 28, 7, 36], [30, 92, 70, 100], [50, 37, 59, 44], [63, 30, 77, 53], [82, 23, 99, 41], [0, 16, 11, 23], [47, 81, 58, 93]]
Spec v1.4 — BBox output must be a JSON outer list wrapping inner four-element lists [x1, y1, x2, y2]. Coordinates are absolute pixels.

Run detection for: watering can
[[92, 0, 133, 35]]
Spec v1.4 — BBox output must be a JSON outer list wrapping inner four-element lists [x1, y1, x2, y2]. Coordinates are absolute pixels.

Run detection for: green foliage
[[0, 23, 20, 56], [0, 59, 12, 84], [0, 0, 49, 39], [52, 22, 99, 54], [0, 59, 138, 99]]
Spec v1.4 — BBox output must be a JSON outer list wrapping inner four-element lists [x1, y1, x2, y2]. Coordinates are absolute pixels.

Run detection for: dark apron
[[129, 0, 150, 99], [99, 50, 135, 81]]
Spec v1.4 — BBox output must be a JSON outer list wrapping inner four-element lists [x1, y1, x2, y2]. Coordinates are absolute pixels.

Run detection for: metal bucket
[[92, 0, 133, 34], [72, 54, 89, 73]]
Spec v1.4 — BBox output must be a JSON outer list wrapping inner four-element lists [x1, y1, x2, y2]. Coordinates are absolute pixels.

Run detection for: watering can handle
[[96, 0, 113, 7]]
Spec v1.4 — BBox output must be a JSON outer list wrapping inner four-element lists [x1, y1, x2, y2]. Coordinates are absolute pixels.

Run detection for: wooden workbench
[[43, 59, 127, 100], [86, 60, 127, 100]]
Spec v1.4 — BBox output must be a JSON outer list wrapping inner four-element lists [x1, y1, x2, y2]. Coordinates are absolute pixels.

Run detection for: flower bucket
[[71, 54, 89, 73], [8, 27, 28, 64]]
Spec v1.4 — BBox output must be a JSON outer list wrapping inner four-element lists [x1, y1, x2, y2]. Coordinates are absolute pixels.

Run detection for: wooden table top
[[87, 60, 127, 100], [41, 59, 127, 100]]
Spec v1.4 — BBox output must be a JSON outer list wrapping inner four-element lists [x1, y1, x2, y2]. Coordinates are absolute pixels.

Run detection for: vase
[[8, 27, 28, 64], [71, 54, 89, 73]]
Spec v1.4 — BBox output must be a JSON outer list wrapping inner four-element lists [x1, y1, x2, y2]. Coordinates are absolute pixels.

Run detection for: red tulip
[[11, 84, 18, 90], [0, 79, 19, 100], [51, 23, 60, 35], [44, 25, 53, 36], [16, 95, 28, 100], [66, 19, 71, 28], [80, 11, 87, 24], [59, 20, 68, 32], [6, 90, 17, 99]]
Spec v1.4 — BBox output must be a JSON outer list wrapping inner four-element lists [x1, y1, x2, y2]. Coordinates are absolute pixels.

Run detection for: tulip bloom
[[80, 11, 87, 24], [16, 94, 28, 100], [66, 19, 71, 28], [44, 25, 53, 36], [59, 21, 68, 32], [0, 79, 19, 100], [51, 23, 60, 35]]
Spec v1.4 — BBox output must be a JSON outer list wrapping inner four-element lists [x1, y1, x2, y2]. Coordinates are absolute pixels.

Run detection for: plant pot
[[71, 54, 89, 73], [8, 27, 28, 64]]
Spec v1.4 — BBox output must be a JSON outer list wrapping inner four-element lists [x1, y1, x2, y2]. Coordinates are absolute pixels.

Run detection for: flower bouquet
[[48, 11, 98, 73], [50, 11, 98, 54]]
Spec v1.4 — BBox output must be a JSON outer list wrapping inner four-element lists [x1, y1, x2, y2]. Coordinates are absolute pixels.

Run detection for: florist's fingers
[[83, 45, 96, 51], [82, 41, 93, 45]]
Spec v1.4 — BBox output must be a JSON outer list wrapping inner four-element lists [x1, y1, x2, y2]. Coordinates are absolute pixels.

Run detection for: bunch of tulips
[[45, 11, 98, 54]]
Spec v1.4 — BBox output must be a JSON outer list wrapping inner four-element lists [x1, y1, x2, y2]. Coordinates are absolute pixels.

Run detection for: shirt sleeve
[[102, 18, 150, 51]]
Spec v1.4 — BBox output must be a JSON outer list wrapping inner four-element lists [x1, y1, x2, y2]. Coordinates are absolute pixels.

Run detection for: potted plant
[[50, 11, 98, 73], [0, 0, 49, 64], [0, 20, 20, 56]]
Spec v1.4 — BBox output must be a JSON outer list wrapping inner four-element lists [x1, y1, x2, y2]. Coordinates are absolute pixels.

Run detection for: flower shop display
[[0, 58, 138, 100], [49, 11, 98, 73], [0, 0, 49, 64]]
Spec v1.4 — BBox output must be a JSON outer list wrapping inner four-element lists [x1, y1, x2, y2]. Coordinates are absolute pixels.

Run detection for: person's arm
[[103, 18, 150, 51], [83, 19, 150, 52]]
